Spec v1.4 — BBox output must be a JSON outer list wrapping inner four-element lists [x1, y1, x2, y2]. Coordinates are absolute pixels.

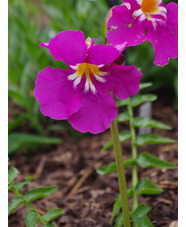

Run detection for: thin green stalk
[[127, 98, 138, 227], [10, 183, 48, 225], [110, 119, 131, 227]]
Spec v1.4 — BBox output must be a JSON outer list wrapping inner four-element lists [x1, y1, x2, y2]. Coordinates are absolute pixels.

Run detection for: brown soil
[[8, 91, 178, 227]]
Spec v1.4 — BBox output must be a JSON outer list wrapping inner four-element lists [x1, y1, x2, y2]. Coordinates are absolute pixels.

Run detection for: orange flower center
[[77, 63, 100, 80], [68, 63, 106, 94], [141, 0, 159, 14]]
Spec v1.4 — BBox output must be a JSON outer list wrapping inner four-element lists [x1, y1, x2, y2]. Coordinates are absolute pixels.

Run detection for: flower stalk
[[127, 98, 138, 227], [110, 119, 131, 227]]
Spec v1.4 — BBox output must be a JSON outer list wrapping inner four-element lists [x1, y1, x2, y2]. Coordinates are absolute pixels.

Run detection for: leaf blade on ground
[[8, 133, 63, 154]]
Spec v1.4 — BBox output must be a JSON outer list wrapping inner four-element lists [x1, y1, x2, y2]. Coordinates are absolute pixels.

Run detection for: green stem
[[127, 98, 138, 227], [10, 184, 48, 225], [110, 119, 131, 227]]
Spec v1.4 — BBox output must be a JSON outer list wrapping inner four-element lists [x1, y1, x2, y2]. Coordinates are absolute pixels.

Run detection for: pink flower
[[34, 30, 142, 134], [107, 0, 178, 66]]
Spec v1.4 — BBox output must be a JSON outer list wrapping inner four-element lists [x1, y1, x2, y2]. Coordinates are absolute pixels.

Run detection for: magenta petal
[[145, 3, 178, 66], [68, 90, 118, 134], [34, 67, 82, 120], [107, 4, 145, 52], [102, 64, 142, 100], [40, 30, 87, 66], [87, 44, 120, 66]]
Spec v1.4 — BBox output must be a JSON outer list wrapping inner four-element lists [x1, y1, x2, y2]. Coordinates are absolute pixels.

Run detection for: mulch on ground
[[8, 91, 178, 227]]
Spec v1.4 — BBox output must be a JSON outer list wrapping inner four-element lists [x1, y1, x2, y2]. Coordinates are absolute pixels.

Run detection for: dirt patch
[[8, 91, 178, 227]]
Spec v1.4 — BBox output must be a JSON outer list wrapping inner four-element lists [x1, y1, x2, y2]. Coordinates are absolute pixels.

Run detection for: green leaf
[[25, 186, 57, 203], [43, 225, 53, 227], [114, 213, 123, 227], [43, 208, 64, 222], [131, 204, 153, 227], [25, 210, 38, 227], [96, 158, 135, 175], [8, 133, 63, 154], [14, 177, 35, 193], [116, 99, 128, 107], [102, 139, 113, 151], [135, 133, 176, 146], [139, 83, 153, 90], [111, 189, 133, 222], [8, 184, 13, 190], [111, 195, 121, 222], [8, 114, 29, 132], [8, 167, 19, 183], [8, 86, 26, 108], [116, 112, 130, 122], [133, 117, 172, 130], [137, 152, 176, 169], [102, 131, 131, 151], [135, 178, 164, 195], [130, 94, 157, 107], [8, 197, 24, 216]]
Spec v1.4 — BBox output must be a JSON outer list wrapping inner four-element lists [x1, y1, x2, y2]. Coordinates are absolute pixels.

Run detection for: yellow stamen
[[77, 63, 100, 80], [72, 63, 105, 93]]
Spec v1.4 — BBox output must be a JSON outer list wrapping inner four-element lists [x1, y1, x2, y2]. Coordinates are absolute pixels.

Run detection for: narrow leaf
[[111, 189, 133, 222], [25, 186, 57, 203], [96, 158, 135, 175], [114, 213, 123, 227], [139, 83, 153, 90], [111, 195, 121, 222], [135, 133, 176, 146], [43, 208, 64, 222], [135, 178, 164, 195], [133, 117, 172, 130], [8, 114, 28, 132], [102, 139, 113, 151], [43, 225, 53, 227], [130, 94, 157, 107], [8, 197, 24, 216], [8, 133, 63, 154], [131, 204, 153, 227], [116, 112, 130, 122], [8, 167, 19, 183], [137, 152, 176, 169], [102, 131, 131, 151], [25, 210, 38, 227], [8, 86, 26, 108]]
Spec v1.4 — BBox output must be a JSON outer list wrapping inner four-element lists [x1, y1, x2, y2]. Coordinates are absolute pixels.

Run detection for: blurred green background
[[8, 0, 178, 154]]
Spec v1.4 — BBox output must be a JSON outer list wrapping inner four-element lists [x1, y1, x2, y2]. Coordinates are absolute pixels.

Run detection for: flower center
[[141, 0, 159, 14], [77, 63, 100, 79], [68, 63, 106, 94], [133, 0, 167, 25]]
